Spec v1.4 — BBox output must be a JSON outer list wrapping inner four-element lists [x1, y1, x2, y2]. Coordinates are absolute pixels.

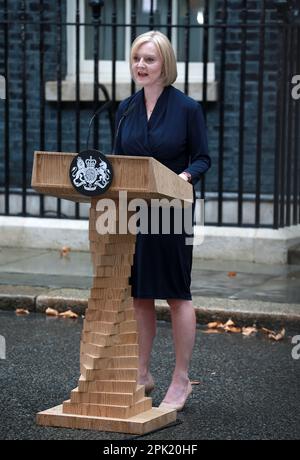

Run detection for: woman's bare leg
[[161, 299, 196, 406], [133, 298, 156, 389]]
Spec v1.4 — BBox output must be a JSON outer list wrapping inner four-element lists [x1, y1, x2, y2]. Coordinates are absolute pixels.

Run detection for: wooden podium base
[[35, 198, 177, 435], [36, 404, 176, 435]]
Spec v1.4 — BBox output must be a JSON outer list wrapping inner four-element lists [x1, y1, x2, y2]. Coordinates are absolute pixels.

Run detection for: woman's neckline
[[142, 86, 169, 122]]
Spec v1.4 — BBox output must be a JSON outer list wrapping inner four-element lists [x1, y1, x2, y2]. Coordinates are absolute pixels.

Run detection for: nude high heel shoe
[[159, 381, 192, 412]]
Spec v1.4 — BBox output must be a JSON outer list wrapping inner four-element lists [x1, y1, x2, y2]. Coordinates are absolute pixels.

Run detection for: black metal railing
[[0, 0, 299, 228]]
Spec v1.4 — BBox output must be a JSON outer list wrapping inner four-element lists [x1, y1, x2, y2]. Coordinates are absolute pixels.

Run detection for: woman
[[114, 31, 210, 411]]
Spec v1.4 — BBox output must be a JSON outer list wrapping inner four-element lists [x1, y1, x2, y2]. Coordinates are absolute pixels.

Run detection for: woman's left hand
[[178, 172, 191, 182]]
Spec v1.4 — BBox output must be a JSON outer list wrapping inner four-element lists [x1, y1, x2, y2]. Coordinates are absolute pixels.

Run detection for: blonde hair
[[130, 31, 177, 86]]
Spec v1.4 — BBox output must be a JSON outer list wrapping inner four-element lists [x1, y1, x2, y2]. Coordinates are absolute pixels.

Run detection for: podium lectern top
[[31, 151, 193, 203]]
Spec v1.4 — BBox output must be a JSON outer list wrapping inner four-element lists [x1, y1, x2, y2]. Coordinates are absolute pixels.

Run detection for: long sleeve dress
[[114, 85, 210, 300]]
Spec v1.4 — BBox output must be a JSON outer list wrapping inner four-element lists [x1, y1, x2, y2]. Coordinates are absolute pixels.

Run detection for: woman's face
[[131, 41, 164, 88]]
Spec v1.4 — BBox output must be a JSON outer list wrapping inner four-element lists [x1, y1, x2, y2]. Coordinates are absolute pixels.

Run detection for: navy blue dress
[[115, 85, 210, 300]]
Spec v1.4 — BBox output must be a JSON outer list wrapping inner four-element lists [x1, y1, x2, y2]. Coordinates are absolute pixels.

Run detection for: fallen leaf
[[224, 319, 235, 327], [207, 321, 223, 329], [15, 308, 30, 316], [225, 326, 242, 333], [205, 320, 258, 336], [269, 328, 286, 342], [60, 246, 71, 258], [190, 380, 201, 385], [227, 271, 237, 277], [242, 327, 257, 336], [59, 309, 78, 319], [45, 307, 59, 317]]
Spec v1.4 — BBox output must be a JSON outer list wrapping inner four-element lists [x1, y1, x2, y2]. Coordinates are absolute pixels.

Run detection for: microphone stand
[[86, 100, 113, 151]]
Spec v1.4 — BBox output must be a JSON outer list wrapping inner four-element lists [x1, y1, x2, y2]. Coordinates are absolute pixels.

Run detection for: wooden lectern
[[31, 151, 193, 435]]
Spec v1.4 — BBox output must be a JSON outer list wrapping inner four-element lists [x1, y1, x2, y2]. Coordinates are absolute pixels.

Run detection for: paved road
[[0, 310, 299, 440]]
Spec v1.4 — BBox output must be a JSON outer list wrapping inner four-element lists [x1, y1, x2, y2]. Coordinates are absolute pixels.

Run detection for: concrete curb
[[1, 285, 299, 328], [36, 288, 89, 315], [0, 285, 51, 312]]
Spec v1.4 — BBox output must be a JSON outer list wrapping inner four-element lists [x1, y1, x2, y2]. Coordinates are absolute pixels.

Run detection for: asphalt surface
[[0, 310, 299, 440]]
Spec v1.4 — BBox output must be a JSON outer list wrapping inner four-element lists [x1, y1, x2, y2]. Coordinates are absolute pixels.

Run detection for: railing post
[[89, 0, 105, 150], [273, 1, 290, 228]]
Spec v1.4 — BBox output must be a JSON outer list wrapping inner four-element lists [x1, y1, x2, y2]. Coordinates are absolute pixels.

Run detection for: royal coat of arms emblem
[[69, 150, 113, 196]]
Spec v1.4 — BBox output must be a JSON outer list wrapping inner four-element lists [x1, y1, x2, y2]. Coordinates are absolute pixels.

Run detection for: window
[[50, 0, 217, 101], [84, 1, 126, 61], [177, 0, 215, 62], [79, 0, 215, 81]]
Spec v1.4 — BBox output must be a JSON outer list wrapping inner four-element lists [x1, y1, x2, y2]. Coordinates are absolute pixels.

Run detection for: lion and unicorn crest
[[71, 155, 112, 192]]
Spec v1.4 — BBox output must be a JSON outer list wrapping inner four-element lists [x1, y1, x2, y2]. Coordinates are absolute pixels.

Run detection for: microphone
[[113, 101, 136, 154], [86, 100, 113, 151]]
